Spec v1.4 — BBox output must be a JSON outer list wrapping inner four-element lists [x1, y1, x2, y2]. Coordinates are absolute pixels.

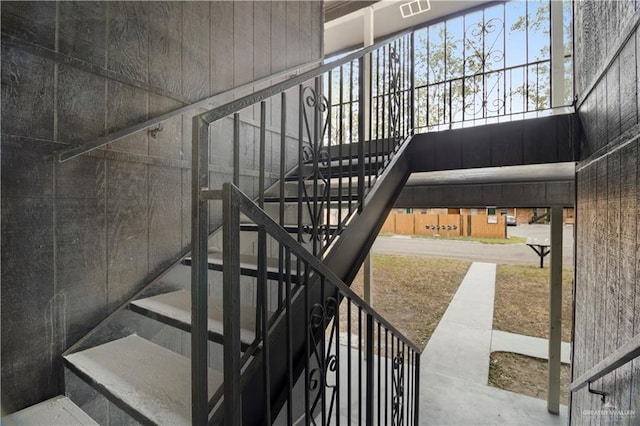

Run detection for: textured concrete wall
[[573, 1, 640, 423], [0, 1, 323, 413]]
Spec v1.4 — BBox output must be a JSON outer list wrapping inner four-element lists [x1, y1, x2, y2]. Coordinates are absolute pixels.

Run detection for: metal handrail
[[570, 332, 640, 392], [196, 29, 413, 126], [57, 57, 322, 162], [226, 182, 421, 353]]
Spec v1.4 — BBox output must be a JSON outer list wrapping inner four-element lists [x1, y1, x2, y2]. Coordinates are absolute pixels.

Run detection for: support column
[[550, 0, 565, 108], [547, 206, 563, 414]]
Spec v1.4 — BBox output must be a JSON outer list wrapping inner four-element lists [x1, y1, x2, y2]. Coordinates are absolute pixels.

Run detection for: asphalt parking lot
[[373, 224, 574, 267]]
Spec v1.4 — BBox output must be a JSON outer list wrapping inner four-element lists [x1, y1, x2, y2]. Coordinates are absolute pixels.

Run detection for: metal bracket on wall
[[148, 123, 164, 138], [588, 381, 607, 403]]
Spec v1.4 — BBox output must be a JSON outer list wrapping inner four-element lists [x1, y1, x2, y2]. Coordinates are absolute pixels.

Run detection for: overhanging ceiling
[[405, 163, 576, 187], [324, 0, 495, 56]]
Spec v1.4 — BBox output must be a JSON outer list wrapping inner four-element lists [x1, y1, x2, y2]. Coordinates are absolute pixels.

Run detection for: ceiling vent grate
[[400, 0, 431, 18]]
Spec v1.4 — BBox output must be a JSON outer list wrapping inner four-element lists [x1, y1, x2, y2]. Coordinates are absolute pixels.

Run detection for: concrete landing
[[1, 396, 97, 425], [491, 330, 572, 364], [419, 368, 567, 425], [421, 262, 496, 384]]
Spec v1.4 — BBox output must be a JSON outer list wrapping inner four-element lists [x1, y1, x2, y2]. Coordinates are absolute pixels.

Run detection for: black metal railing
[[217, 183, 421, 424], [414, 59, 552, 131], [192, 30, 416, 425]]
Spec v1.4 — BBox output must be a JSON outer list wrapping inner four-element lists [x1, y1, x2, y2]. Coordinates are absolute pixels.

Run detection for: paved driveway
[[373, 224, 574, 267]]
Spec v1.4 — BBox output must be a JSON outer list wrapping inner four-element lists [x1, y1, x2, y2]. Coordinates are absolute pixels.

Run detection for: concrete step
[[129, 290, 266, 349], [63, 335, 222, 426], [1, 395, 97, 426]]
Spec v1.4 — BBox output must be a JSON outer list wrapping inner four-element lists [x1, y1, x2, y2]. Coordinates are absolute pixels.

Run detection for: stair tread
[[64, 335, 222, 426], [239, 223, 338, 232], [2, 396, 97, 426], [130, 290, 260, 345], [264, 194, 359, 203]]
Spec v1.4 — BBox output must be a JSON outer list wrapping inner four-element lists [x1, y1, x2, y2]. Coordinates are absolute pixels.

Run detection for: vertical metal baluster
[[403, 343, 407, 425], [461, 16, 465, 124], [385, 329, 389, 426], [335, 290, 341, 426], [258, 102, 271, 423], [536, 62, 540, 111], [326, 72, 333, 250], [524, 63, 529, 113], [381, 46, 387, 164], [285, 249, 293, 424], [366, 50, 372, 190], [391, 336, 396, 425], [298, 85, 304, 286], [400, 36, 405, 138], [191, 115, 209, 426], [410, 350, 414, 425], [348, 61, 354, 215], [365, 314, 374, 426], [347, 299, 352, 425], [427, 28, 432, 128], [375, 48, 380, 176], [312, 77, 320, 257], [304, 260, 311, 425], [233, 113, 240, 186], [357, 56, 365, 212], [279, 92, 286, 311], [222, 183, 241, 425], [358, 306, 363, 426], [338, 65, 344, 231], [411, 351, 415, 425], [414, 353, 420, 425], [407, 350, 411, 425], [320, 276, 327, 426], [377, 322, 381, 424]]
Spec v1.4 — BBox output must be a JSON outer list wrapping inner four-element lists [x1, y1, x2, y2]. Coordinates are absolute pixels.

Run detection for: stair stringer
[[234, 135, 416, 426]]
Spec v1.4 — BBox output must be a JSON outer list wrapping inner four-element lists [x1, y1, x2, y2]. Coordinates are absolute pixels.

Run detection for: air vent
[[400, 0, 431, 18]]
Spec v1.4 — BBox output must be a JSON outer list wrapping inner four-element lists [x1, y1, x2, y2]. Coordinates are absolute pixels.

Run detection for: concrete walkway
[[491, 330, 571, 365], [421, 262, 496, 384], [418, 262, 568, 425]]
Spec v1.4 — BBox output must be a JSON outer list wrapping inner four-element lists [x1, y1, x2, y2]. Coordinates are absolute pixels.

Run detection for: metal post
[[223, 183, 242, 424], [365, 314, 374, 426], [357, 56, 366, 211], [414, 353, 420, 425], [410, 32, 415, 134], [548, 206, 563, 414], [191, 115, 209, 426], [363, 6, 374, 140], [550, 0, 565, 108], [364, 252, 373, 306]]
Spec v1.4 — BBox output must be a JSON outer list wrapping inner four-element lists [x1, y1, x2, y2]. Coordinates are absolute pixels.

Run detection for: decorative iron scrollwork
[[308, 296, 339, 425], [300, 86, 332, 245], [463, 17, 505, 118], [392, 352, 405, 426], [388, 45, 403, 143]]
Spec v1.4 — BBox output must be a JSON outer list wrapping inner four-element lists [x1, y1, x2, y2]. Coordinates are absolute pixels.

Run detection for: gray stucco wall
[[0, 1, 323, 413], [572, 1, 640, 422]]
